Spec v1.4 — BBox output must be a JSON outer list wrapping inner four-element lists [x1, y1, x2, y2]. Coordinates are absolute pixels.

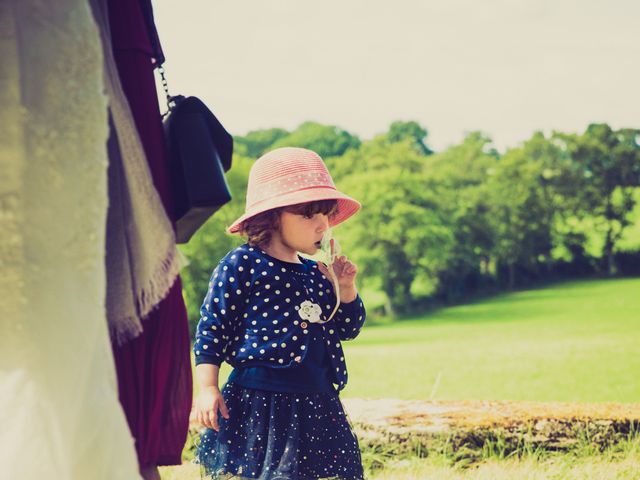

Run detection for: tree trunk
[[508, 263, 515, 290], [383, 296, 395, 317], [381, 248, 414, 315], [604, 226, 615, 276], [603, 195, 616, 276]]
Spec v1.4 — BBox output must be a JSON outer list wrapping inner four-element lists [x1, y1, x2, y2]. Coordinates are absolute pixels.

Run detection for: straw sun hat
[[227, 147, 361, 234]]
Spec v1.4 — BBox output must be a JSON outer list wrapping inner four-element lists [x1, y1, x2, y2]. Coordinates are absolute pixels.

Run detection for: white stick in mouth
[[319, 229, 341, 266], [318, 230, 341, 322]]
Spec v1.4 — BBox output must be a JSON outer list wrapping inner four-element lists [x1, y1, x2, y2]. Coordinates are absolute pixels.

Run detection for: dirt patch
[[342, 399, 640, 461], [343, 398, 640, 431]]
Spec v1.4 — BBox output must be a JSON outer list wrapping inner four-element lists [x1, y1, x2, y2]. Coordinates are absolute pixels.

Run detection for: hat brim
[[227, 188, 361, 234]]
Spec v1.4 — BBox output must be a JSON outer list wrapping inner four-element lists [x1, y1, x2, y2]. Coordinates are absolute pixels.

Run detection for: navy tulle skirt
[[196, 382, 364, 480]]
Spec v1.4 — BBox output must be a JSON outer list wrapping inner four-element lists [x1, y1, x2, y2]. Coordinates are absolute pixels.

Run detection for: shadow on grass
[[364, 276, 638, 330]]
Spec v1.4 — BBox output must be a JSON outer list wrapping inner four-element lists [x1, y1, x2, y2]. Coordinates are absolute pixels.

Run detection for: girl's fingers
[[209, 409, 219, 431], [339, 262, 356, 276], [201, 410, 212, 429], [317, 254, 359, 284], [220, 399, 230, 419]]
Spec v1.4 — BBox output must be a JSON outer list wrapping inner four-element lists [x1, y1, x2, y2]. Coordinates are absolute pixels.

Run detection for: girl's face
[[276, 210, 330, 256]]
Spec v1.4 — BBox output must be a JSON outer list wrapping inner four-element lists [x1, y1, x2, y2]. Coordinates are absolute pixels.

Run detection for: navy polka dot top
[[194, 244, 366, 391]]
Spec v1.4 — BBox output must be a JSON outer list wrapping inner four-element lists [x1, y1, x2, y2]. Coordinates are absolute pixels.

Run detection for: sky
[[153, 0, 640, 152]]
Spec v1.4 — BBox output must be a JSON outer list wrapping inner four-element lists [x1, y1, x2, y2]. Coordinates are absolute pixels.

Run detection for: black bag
[[162, 95, 233, 243], [141, 2, 233, 243]]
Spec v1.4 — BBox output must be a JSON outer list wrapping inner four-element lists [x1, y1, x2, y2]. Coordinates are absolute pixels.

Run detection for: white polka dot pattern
[[196, 383, 365, 479], [193, 244, 366, 391]]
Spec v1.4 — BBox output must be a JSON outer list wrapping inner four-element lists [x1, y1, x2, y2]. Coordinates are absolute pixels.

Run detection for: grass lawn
[[212, 277, 640, 402], [342, 277, 640, 402], [177, 278, 640, 479], [162, 439, 640, 480], [367, 453, 640, 480]]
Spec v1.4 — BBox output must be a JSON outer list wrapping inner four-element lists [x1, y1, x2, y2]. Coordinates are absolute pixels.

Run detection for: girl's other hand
[[330, 255, 358, 289], [318, 243, 358, 303], [195, 386, 229, 431]]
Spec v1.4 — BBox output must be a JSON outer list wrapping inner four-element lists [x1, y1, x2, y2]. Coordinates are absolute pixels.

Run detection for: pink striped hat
[[227, 147, 361, 234]]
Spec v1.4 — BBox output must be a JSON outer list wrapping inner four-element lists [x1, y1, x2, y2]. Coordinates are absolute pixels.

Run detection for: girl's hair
[[240, 199, 338, 248]]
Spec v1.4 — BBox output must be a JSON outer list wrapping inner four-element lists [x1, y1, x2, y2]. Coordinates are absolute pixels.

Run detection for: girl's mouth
[[314, 241, 321, 248]]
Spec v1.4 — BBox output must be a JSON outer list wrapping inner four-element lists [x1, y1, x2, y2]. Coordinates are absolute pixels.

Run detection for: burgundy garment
[[108, 0, 192, 468], [113, 281, 192, 467]]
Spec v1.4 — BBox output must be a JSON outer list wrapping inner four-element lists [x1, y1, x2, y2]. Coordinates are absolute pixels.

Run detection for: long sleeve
[[191, 244, 362, 389], [194, 255, 250, 366], [333, 295, 366, 341]]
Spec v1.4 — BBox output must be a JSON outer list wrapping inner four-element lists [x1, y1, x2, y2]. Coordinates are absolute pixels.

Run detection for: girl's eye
[[303, 213, 314, 219]]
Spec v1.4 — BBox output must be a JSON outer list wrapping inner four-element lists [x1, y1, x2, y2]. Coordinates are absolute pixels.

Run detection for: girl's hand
[[330, 255, 358, 289], [318, 240, 358, 303], [195, 386, 229, 431]]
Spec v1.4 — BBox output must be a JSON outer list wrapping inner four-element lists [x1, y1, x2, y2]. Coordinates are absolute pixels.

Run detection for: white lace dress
[[0, 1, 142, 478]]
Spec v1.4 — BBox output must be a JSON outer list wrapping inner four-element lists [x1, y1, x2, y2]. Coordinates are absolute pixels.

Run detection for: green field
[[179, 278, 640, 479], [215, 277, 640, 402], [343, 278, 640, 402]]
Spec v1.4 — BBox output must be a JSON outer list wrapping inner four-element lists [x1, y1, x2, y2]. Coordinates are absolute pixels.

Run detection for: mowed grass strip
[[162, 452, 640, 480], [367, 453, 640, 480], [210, 278, 639, 402], [341, 278, 640, 402]]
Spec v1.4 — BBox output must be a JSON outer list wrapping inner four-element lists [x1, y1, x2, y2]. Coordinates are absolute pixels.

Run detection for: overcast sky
[[153, 0, 640, 152]]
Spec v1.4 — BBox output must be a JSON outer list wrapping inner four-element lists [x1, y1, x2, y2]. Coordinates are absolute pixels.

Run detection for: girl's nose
[[316, 214, 329, 232]]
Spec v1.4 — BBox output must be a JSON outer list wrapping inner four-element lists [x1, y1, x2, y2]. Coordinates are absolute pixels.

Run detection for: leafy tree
[[235, 128, 289, 158], [337, 138, 452, 314], [177, 121, 640, 326], [270, 121, 361, 160], [387, 120, 433, 155], [488, 132, 570, 288], [424, 132, 499, 298], [556, 124, 640, 274]]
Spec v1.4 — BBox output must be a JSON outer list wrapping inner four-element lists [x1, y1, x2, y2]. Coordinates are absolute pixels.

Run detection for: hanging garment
[[92, 0, 182, 345], [107, 0, 193, 468], [0, 1, 141, 478]]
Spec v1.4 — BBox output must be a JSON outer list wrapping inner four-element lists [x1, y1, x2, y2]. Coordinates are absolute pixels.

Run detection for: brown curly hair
[[239, 200, 338, 248]]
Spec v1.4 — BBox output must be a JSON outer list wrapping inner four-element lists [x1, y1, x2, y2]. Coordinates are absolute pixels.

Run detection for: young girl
[[193, 147, 366, 480]]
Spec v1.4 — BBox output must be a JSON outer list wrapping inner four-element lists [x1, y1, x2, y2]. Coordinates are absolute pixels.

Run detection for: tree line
[[180, 121, 640, 329]]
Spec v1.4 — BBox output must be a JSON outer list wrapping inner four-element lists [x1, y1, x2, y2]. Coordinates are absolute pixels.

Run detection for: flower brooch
[[298, 300, 323, 323]]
